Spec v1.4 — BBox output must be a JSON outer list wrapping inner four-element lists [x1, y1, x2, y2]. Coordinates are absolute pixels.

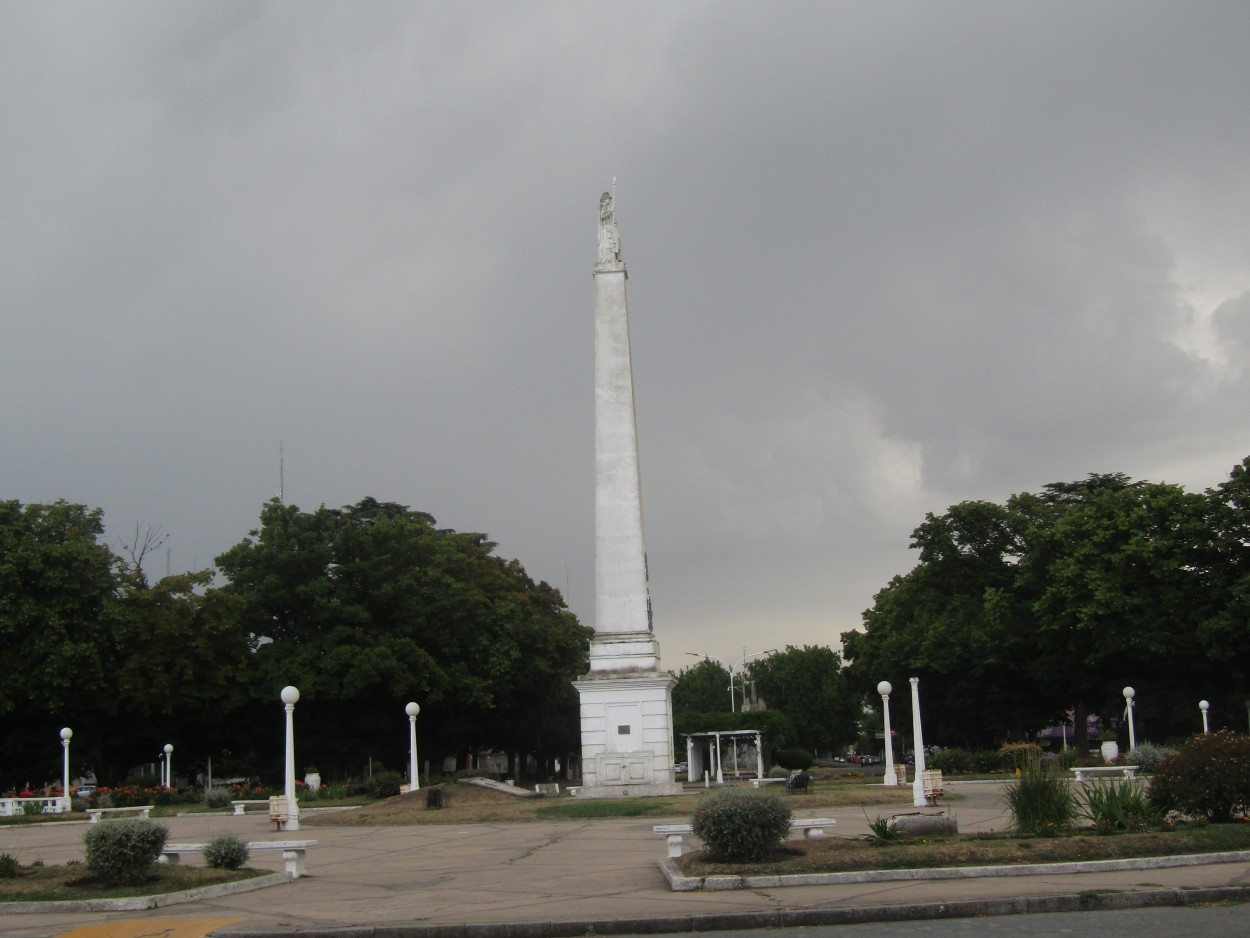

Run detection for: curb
[[210, 884, 1250, 938], [660, 848, 1250, 891], [0, 872, 292, 914]]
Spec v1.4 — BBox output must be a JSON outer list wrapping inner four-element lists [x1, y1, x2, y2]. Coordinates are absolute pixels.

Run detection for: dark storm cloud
[[2, 1, 1247, 662]]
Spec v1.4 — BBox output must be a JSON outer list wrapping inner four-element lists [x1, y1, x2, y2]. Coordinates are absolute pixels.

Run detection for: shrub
[[83, 818, 168, 885], [1003, 752, 1075, 837], [321, 783, 348, 801], [998, 742, 1043, 771], [691, 789, 792, 862], [204, 788, 234, 809], [203, 833, 250, 870], [1077, 777, 1163, 833], [0, 853, 18, 878], [367, 771, 403, 799], [774, 749, 814, 770], [1148, 730, 1250, 822], [1121, 741, 1176, 773]]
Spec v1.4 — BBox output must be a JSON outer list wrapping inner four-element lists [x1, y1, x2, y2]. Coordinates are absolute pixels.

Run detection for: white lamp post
[[1122, 687, 1136, 752], [406, 701, 421, 791], [163, 744, 174, 789], [60, 728, 72, 812], [877, 681, 897, 786], [909, 677, 928, 807], [281, 685, 300, 831], [1199, 699, 1210, 734]]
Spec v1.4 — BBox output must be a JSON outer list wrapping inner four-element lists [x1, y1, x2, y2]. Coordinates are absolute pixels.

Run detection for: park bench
[[231, 799, 271, 816], [922, 769, 944, 804], [161, 839, 317, 877], [654, 817, 837, 858], [749, 777, 787, 788], [1071, 765, 1139, 783], [86, 805, 154, 823]]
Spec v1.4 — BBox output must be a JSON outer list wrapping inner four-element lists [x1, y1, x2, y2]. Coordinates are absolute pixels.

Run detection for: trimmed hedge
[[83, 818, 168, 885], [691, 789, 792, 862]]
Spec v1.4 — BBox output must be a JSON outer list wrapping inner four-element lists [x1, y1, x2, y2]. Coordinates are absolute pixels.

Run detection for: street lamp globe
[[877, 681, 892, 697], [281, 685, 300, 706], [406, 701, 420, 718]]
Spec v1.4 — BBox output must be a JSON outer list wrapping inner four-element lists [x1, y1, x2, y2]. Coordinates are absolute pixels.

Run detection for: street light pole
[[877, 682, 897, 786], [281, 685, 300, 831], [406, 701, 421, 791], [686, 648, 777, 713], [1122, 687, 1136, 752], [1199, 699, 1210, 734], [60, 728, 72, 812]]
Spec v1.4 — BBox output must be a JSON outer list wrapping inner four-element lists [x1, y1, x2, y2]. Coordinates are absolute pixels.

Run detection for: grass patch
[[307, 778, 916, 826], [0, 863, 267, 902], [677, 822, 1250, 877]]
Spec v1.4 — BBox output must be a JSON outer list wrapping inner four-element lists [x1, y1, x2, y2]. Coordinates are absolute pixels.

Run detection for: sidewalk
[[3, 782, 1249, 937]]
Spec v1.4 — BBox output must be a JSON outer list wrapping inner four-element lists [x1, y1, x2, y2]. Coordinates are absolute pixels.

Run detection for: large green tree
[[215, 497, 591, 779], [0, 500, 122, 785], [744, 645, 860, 757]]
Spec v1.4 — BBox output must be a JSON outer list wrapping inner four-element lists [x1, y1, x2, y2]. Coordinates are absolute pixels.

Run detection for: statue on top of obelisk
[[597, 190, 622, 269]]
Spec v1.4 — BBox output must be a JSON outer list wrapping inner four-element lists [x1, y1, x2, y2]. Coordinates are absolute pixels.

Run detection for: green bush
[[204, 787, 234, 809], [367, 771, 403, 799], [320, 783, 348, 800], [773, 748, 814, 770], [927, 748, 1006, 775], [0, 852, 18, 878], [1148, 730, 1250, 822], [1003, 752, 1076, 837], [203, 833, 250, 870], [1122, 741, 1176, 773], [691, 789, 792, 862], [999, 742, 1043, 771], [83, 818, 168, 885], [1077, 777, 1163, 833]]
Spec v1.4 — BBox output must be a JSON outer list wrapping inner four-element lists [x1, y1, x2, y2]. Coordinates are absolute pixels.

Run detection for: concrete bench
[[231, 799, 270, 816], [749, 777, 787, 788], [86, 805, 154, 823], [161, 839, 317, 877], [533, 783, 560, 795], [654, 817, 837, 858], [1072, 765, 1139, 782]]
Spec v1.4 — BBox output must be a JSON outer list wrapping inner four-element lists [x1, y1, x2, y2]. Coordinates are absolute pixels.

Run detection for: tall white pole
[[60, 728, 73, 812], [1122, 687, 1136, 752], [406, 701, 421, 791], [909, 677, 928, 807], [878, 682, 897, 786], [1199, 699, 1210, 734], [163, 744, 173, 789], [281, 685, 300, 831]]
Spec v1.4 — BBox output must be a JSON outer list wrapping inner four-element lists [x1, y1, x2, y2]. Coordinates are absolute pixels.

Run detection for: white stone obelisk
[[573, 189, 679, 798]]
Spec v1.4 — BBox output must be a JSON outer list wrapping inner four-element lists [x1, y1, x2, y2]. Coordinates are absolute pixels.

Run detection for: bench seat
[[161, 839, 317, 877]]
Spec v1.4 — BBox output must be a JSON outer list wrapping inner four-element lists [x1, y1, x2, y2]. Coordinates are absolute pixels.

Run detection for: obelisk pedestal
[[572, 190, 679, 798]]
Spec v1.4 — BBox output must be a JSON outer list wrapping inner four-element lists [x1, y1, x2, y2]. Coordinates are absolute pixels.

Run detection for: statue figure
[[597, 190, 621, 266]]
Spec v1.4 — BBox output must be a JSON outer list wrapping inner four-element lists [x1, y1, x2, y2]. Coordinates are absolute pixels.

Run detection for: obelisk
[[572, 189, 679, 797]]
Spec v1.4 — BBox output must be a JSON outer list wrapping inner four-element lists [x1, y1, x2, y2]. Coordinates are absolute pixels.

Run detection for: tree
[[672, 659, 734, 715], [0, 500, 122, 784], [744, 645, 860, 757], [215, 497, 591, 778]]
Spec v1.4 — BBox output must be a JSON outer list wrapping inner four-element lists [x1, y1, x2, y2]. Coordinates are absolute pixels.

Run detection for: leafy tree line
[[841, 456, 1250, 751], [671, 646, 861, 762], [1, 497, 591, 788]]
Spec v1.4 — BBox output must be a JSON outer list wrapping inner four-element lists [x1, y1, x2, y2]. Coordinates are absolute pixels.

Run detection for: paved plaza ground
[[3, 781, 1250, 938]]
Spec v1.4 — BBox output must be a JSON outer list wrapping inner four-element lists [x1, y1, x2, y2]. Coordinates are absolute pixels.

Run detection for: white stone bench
[[161, 840, 317, 877], [533, 783, 560, 795], [750, 777, 787, 788], [654, 817, 837, 858], [86, 805, 154, 823], [1072, 765, 1139, 782], [231, 799, 270, 816]]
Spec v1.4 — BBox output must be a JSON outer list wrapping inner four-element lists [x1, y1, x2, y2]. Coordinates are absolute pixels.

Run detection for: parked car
[[74, 785, 97, 798], [673, 762, 688, 775]]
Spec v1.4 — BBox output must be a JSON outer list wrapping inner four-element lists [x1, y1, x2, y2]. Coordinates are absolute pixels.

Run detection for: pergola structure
[[683, 729, 764, 784]]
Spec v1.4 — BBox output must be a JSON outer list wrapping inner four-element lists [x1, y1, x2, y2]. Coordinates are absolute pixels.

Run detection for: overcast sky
[[4, 1, 1248, 672]]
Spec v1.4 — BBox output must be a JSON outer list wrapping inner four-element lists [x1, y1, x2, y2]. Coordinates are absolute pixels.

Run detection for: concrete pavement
[[3, 781, 1249, 937]]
